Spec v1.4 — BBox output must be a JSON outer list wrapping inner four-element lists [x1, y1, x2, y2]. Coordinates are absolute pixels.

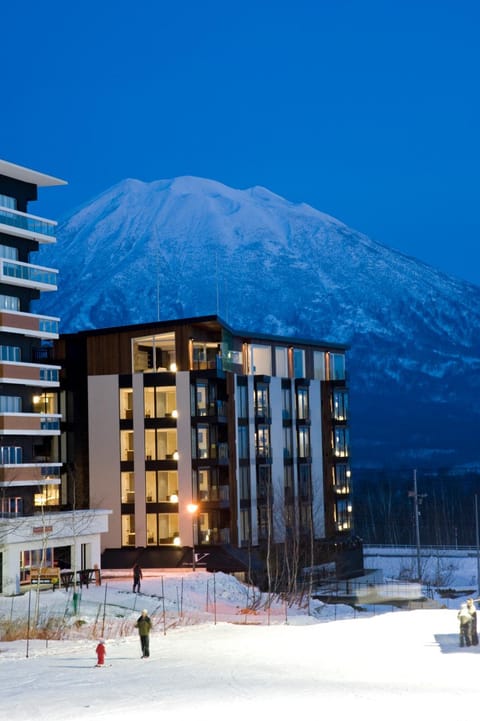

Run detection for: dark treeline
[[353, 468, 480, 547]]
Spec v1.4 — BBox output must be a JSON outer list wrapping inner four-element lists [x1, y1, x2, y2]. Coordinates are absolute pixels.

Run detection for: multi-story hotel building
[[57, 315, 362, 584], [0, 159, 110, 595]]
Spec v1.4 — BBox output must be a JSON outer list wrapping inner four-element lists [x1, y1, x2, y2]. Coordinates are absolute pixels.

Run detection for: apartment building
[[0, 159, 110, 594], [57, 315, 362, 584]]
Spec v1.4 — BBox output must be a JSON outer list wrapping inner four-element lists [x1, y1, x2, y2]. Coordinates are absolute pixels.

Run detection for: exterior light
[[173, 535, 181, 546], [170, 363, 177, 372], [169, 494, 179, 503], [173, 450, 179, 461], [171, 409, 178, 418]]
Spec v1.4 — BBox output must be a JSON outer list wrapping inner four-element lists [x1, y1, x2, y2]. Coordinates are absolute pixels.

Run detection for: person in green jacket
[[135, 609, 152, 658]]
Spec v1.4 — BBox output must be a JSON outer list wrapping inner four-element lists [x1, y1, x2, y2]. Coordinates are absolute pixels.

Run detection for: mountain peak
[[35, 175, 480, 468]]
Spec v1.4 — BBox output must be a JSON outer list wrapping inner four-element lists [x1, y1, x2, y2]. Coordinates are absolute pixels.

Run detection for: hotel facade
[[57, 316, 362, 585], [0, 159, 109, 595]]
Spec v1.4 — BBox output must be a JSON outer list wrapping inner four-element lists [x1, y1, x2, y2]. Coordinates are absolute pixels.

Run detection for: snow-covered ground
[[1, 553, 479, 720]]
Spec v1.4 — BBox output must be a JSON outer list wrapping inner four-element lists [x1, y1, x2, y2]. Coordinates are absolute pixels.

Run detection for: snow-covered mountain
[[34, 176, 480, 469]]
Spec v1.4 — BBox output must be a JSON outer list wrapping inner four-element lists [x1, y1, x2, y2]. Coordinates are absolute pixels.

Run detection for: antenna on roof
[[156, 242, 161, 321], [216, 252, 219, 316]]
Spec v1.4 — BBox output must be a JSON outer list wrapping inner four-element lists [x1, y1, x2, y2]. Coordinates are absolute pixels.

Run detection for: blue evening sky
[[2, 0, 479, 284]]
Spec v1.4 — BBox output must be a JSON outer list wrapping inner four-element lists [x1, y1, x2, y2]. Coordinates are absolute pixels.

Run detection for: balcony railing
[[40, 416, 61, 431], [0, 361, 60, 386], [209, 400, 227, 417], [0, 462, 62, 485], [0, 413, 61, 434], [0, 310, 59, 338], [0, 259, 58, 289], [256, 446, 271, 461], [219, 485, 230, 502], [209, 442, 229, 463], [200, 526, 231, 544], [255, 404, 271, 420], [0, 207, 56, 241]]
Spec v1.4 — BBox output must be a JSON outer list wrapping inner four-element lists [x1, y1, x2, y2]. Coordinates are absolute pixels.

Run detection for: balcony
[[0, 206, 56, 243], [0, 259, 58, 291], [219, 485, 230, 502], [208, 442, 229, 464], [221, 349, 242, 372], [208, 400, 227, 418], [0, 462, 62, 487], [200, 526, 231, 544], [0, 310, 59, 339], [255, 404, 271, 422], [0, 412, 61, 435], [256, 447, 272, 463], [0, 361, 60, 387]]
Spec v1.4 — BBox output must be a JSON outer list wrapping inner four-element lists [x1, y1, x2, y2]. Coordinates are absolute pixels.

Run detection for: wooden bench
[[29, 567, 61, 589]]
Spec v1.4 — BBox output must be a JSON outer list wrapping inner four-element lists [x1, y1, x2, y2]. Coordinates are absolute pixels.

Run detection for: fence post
[[101, 583, 108, 637], [213, 572, 217, 625], [161, 577, 166, 636]]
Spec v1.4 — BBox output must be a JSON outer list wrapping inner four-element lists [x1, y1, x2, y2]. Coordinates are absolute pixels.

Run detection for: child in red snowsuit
[[95, 639, 106, 666]]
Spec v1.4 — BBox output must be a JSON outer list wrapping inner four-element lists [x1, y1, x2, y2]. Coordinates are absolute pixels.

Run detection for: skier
[[95, 639, 106, 667], [132, 563, 142, 593], [135, 609, 152, 658], [458, 602, 472, 647]]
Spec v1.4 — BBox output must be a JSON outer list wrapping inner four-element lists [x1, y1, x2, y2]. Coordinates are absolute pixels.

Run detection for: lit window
[[34, 485, 59, 507]]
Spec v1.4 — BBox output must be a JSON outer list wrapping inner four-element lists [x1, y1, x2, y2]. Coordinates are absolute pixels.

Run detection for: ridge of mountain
[[34, 176, 480, 469]]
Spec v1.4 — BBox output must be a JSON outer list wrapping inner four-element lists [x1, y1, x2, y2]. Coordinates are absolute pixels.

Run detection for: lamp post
[[187, 503, 199, 571]]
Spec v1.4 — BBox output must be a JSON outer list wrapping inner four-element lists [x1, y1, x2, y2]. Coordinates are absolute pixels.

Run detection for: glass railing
[[39, 368, 59, 383], [255, 404, 271, 418], [1, 260, 57, 287], [217, 443, 229, 462], [39, 464, 62, 478], [39, 318, 59, 334], [219, 485, 230, 501], [40, 417, 61, 431], [0, 207, 56, 238], [206, 400, 227, 416]]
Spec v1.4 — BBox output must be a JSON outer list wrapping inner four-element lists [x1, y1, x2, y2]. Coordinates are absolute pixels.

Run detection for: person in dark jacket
[[135, 609, 152, 658], [132, 563, 142, 593], [467, 598, 478, 645]]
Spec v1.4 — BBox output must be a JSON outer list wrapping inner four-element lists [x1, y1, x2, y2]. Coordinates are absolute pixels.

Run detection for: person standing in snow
[[458, 602, 473, 647], [467, 598, 478, 645], [132, 563, 142, 593], [95, 639, 106, 667], [135, 609, 152, 658]]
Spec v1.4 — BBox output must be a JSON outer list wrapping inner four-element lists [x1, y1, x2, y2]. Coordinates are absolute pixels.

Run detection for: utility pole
[[408, 469, 425, 581], [475, 494, 480, 596], [413, 470, 421, 581]]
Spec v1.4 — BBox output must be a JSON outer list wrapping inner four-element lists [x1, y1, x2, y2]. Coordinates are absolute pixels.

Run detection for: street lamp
[[187, 503, 199, 571]]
